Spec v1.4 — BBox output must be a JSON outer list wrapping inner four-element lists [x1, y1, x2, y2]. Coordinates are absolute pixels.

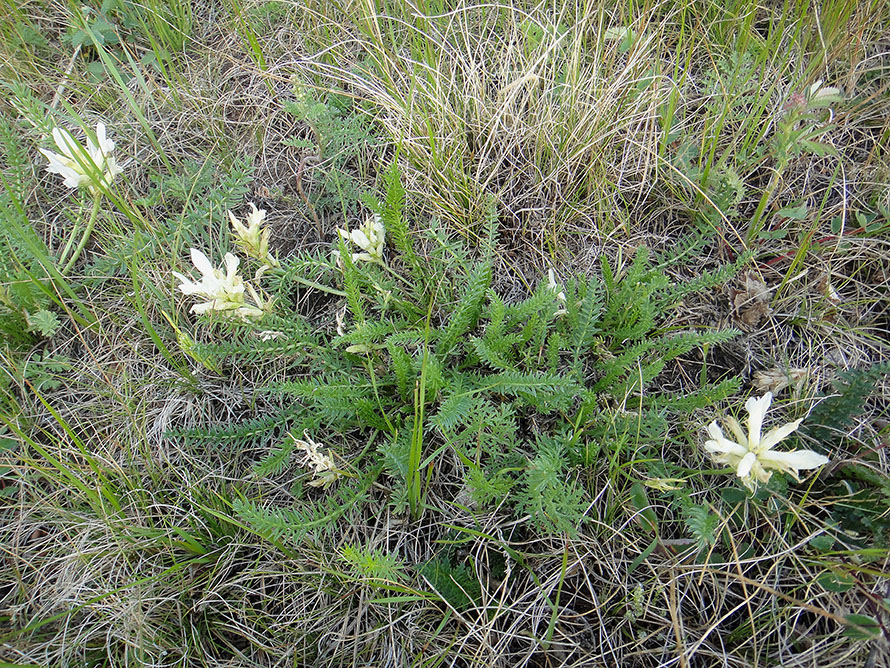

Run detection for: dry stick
[[51, 45, 82, 110], [666, 566, 688, 668], [295, 155, 323, 239]]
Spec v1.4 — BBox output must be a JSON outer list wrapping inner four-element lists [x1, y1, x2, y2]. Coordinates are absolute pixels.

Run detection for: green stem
[[270, 266, 347, 296], [747, 130, 791, 243], [60, 194, 102, 275], [746, 181, 775, 243], [291, 274, 347, 297], [364, 356, 396, 435], [380, 260, 411, 286], [57, 206, 87, 266], [675, 466, 736, 476], [699, 343, 710, 388]]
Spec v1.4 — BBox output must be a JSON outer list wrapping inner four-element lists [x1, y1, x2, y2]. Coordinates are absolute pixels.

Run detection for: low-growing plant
[[171, 165, 746, 542], [0, 111, 95, 366], [801, 362, 890, 448], [63, 0, 192, 82], [125, 157, 254, 263], [0, 112, 49, 349]]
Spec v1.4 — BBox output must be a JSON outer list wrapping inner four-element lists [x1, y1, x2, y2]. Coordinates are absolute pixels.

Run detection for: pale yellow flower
[[173, 248, 266, 320], [337, 214, 385, 264], [39, 122, 122, 193], [704, 392, 828, 491], [228, 203, 278, 268]]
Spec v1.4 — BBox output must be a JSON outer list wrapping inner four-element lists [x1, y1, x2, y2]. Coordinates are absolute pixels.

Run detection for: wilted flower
[[39, 122, 122, 193], [704, 392, 829, 491], [643, 477, 685, 492], [292, 432, 343, 488], [752, 367, 808, 395], [228, 203, 278, 268], [337, 214, 385, 264], [782, 92, 808, 113], [258, 330, 285, 341], [173, 248, 266, 319], [335, 305, 347, 337]]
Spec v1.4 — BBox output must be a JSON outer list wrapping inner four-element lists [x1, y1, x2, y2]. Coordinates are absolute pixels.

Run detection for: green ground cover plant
[[1, 0, 888, 666]]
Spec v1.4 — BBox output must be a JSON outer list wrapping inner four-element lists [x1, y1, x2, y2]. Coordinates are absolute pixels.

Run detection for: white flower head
[[704, 392, 828, 491], [39, 122, 122, 193], [337, 213, 385, 264], [292, 432, 342, 489], [228, 203, 278, 267], [173, 248, 266, 320]]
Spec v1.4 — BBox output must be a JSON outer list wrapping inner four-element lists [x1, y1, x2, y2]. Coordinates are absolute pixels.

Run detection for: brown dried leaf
[[814, 272, 842, 306], [731, 273, 772, 327]]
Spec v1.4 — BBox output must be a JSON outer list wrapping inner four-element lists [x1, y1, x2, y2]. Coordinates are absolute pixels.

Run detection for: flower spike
[[228, 203, 279, 268], [173, 248, 267, 320], [336, 214, 386, 264]]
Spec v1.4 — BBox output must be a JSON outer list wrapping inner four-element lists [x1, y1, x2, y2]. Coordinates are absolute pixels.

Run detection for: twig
[[51, 45, 82, 110], [296, 155, 322, 240]]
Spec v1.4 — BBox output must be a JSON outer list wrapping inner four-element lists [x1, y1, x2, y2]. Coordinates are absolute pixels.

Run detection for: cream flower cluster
[[228, 203, 278, 268], [174, 202, 280, 319], [39, 122, 122, 193], [292, 432, 343, 489], [704, 392, 829, 491], [173, 249, 267, 320], [337, 214, 385, 264]]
